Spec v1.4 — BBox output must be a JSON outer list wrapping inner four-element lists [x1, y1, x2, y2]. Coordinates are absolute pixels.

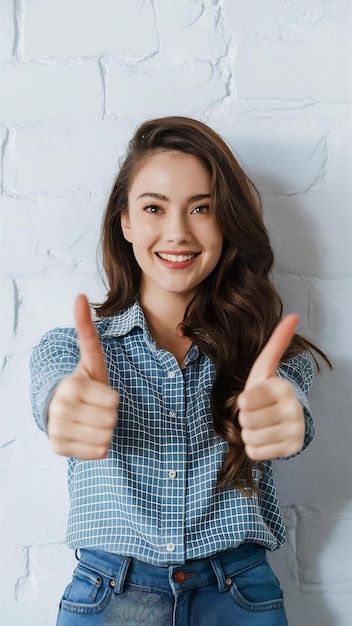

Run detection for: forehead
[[129, 150, 211, 194]]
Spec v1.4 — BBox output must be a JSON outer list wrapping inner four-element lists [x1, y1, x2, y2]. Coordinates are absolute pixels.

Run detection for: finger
[[75, 294, 109, 385], [244, 442, 287, 462], [58, 376, 119, 409], [241, 423, 285, 448], [245, 314, 299, 390], [58, 422, 116, 447], [239, 404, 285, 430], [238, 379, 292, 412], [74, 378, 119, 410], [71, 404, 118, 430], [51, 440, 111, 460], [245, 435, 304, 461]]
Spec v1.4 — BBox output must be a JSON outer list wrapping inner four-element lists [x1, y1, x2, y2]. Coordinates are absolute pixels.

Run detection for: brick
[[308, 277, 352, 357], [0, 353, 52, 467], [234, 39, 350, 103], [2, 194, 102, 273], [294, 507, 352, 592], [3, 120, 133, 194], [15, 544, 75, 603], [0, 546, 27, 610], [0, 0, 15, 63], [264, 190, 352, 277], [223, 1, 350, 104], [13, 270, 106, 354], [154, 1, 227, 65], [283, 592, 352, 626], [271, 273, 310, 326], [0, 544, 74, 626], [1, 468, 69, 545], [0, 275, 16, 354], [23, 0, 158, 59], [1, 196, 45, 275], [223, 0, 328, 43], [272, 225, 352, 277], [2, 61, 102, 124], [215, 118, 329, 195], [107, 61, 228, 119], [322, 122, 352, 197]]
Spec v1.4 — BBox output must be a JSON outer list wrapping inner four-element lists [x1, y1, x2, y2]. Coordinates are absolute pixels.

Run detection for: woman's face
[[121, 150, 223, 305]]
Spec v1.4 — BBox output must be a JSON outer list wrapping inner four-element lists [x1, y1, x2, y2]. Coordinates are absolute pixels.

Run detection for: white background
[[1, 1, 351, 624]]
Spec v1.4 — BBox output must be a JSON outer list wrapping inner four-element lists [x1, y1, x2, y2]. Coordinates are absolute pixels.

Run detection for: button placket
[[160, 356, 186, 563]]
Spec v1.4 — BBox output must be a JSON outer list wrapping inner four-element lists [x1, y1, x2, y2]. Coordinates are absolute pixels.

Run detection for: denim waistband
[[77, 544, 266, 595]]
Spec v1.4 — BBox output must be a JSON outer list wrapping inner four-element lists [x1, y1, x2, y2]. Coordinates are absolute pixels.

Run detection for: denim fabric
[[56, 544, 288, 626]]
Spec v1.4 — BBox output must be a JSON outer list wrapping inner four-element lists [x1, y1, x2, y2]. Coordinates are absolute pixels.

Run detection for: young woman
[[30, 116, 327, 625]]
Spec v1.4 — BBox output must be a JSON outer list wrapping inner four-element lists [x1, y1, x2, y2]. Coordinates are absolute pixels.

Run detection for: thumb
[[74, 294, 109, 385], [245, 314, 299, 390]]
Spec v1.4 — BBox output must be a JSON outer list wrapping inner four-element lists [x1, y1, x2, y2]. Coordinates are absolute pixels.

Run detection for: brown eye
[[144, 205, 161, 213], [191, 205, 209, 214]]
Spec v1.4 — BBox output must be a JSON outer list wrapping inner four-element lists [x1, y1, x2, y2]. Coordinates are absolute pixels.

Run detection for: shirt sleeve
[[29, 327, 80, 434], [277, 351, 315, 455]]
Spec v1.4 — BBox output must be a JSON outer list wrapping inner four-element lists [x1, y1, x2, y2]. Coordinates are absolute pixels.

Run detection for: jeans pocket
[[59, 562, 114, 614], [228, 556, 285, 612]]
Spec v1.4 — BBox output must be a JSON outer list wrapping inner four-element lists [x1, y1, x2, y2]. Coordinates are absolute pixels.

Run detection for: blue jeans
[[56, 544, 288, 626]]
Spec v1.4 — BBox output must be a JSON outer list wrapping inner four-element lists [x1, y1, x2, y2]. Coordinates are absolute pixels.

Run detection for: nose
[[165, 212, 192, 244]]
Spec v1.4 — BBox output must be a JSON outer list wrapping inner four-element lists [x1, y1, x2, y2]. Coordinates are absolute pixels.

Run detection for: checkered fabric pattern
[[30, 302, 315, 566]]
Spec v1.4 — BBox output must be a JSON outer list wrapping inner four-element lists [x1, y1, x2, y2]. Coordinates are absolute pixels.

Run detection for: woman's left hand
[[237, 315, 305, 461]]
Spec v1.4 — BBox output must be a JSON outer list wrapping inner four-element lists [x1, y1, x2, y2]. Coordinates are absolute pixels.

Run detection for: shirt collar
[[97, 301, 150, 339], [97, 300, 200, 365]]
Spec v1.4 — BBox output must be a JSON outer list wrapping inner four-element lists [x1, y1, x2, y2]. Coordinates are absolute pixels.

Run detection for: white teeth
[[158, 253, 196, 262]]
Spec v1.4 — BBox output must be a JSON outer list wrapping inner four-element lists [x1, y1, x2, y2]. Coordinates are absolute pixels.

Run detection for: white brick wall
[[1, 1, 351, 624]]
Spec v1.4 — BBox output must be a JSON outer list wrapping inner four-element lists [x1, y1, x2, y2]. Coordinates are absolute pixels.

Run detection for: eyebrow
[[136, 192, 211, 202]]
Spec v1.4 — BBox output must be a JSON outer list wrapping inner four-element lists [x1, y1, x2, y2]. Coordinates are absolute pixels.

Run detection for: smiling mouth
[[156, 253, 199, 263]]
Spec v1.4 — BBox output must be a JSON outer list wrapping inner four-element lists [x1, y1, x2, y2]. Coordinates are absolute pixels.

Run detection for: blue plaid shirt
[[30, 301, 315, 566]]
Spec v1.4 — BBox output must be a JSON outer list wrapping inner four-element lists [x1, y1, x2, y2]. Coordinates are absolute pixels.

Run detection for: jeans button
[[174, 571, 186, 583]]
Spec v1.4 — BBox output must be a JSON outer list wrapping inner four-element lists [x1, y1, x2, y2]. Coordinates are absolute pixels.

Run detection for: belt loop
[[209, 555, 228, 592], [114, 557, 132, 594]]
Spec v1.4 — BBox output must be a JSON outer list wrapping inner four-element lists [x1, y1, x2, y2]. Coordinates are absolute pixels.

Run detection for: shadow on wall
[[259, 179, 351, 625]]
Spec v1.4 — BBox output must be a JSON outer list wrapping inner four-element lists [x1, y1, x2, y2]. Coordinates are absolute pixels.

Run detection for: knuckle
[[245, 445, 258, 461], [107, 389, 119, 407], [240, 428, 250, 444], [280, 379, 293, 395], [95, 445, 109, 459], [59, 375, 78, 395], [50, 440, 67, 456]]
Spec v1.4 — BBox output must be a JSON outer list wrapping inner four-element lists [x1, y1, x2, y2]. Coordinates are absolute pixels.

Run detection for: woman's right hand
[[47, 295, 119, 460]]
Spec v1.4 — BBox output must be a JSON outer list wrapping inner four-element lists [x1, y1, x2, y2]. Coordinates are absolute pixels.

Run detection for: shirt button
[[168, 470, 177, 479], [166, 543, 175, 552], [168, 371, 176, 378], [168, 410, 176, 418]]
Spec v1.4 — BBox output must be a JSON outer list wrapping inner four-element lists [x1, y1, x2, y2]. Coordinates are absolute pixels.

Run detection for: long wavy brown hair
[[95, 116, 329, 493]]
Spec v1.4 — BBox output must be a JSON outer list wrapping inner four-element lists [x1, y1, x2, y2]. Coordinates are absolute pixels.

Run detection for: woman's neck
[[140, 292, 192, 366]]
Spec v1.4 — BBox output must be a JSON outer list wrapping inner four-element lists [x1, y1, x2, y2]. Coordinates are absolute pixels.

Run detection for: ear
[[120, 212, 133, 243]]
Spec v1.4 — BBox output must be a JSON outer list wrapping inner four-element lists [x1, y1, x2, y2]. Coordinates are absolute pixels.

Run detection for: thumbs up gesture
[[48, 295, 119, 460], [238, 315, 305, 461]]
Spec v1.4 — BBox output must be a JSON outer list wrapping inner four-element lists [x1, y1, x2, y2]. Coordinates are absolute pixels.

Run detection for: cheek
[[208, 229, 223, 255]]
